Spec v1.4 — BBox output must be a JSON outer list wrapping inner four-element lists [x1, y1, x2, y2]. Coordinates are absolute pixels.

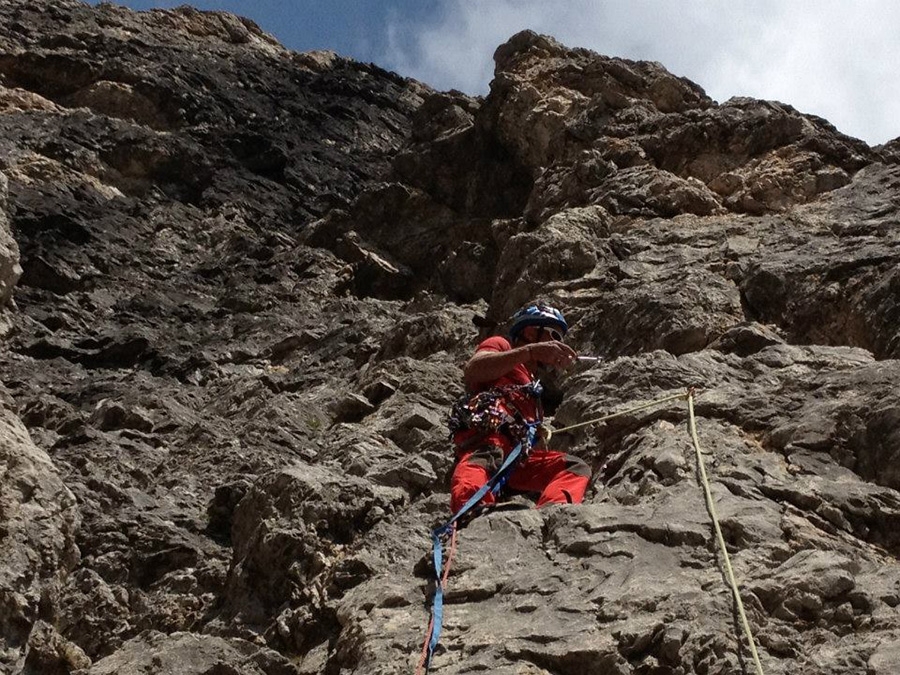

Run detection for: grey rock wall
[[0, 388, 81, 673], [1, 3, 899, 675], [0, 171, 22, 308]]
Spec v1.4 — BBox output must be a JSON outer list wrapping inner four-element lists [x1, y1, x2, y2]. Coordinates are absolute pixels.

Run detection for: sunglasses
[[526, 326, 563, 342], [545, 328, 564, 342]]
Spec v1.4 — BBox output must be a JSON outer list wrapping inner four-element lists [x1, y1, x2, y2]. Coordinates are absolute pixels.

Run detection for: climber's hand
[[528, 341, 578, 370]]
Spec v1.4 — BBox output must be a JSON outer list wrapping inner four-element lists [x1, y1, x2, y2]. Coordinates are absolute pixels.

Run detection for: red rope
[[414, 616, 434, 675], [414, 523, 459, 674]]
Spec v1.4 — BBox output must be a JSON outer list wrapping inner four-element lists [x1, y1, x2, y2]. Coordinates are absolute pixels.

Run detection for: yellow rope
[[549, 388, 766, 673], [548, 390, 689, 439], [687, 391, 765, 675]]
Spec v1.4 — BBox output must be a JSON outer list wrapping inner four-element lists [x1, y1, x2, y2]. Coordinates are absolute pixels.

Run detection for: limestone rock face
[[2, 3, 900, 675], [0, 388, 80, 673], [84, 631, 297, 675], [0, 171, 23, 308]]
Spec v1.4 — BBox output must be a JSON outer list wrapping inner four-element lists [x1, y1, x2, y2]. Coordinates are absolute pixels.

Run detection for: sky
[[83, 0, 900, 146]]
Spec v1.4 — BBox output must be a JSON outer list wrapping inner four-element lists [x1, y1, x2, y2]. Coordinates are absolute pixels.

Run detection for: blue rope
[[424, 425, 536, 671]]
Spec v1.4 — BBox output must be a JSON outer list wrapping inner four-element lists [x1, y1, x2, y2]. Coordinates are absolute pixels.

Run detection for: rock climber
[[448, 303, 591, 513]]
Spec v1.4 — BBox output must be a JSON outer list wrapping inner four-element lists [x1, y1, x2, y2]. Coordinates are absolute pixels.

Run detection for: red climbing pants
[[450, 445, 590, 513]]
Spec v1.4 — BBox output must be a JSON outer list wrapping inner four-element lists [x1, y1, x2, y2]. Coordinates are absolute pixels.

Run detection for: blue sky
[[83, 1, 900, 146], [84, 0, 436, 63]]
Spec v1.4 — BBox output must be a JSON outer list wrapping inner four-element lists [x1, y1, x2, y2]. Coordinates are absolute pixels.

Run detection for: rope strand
[[415, 523, 458, 675], [418, 388, 766, 674], [549, 390, 689, 437], [687, 392, 765, 675]]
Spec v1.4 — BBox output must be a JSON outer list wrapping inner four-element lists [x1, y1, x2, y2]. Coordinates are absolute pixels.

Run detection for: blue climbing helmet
[[508, 303, 568, 341]]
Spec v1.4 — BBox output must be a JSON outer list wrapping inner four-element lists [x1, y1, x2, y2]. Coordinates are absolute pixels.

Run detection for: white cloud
[[379, 0, 900, 145]]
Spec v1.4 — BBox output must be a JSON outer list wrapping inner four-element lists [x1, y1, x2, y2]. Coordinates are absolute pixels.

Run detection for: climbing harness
[[448, 381, 543, 446], [418, 388, 766, 675]]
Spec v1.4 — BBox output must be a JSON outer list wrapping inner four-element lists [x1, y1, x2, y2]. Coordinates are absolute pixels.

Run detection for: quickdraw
[[448, 381, 544, 445]]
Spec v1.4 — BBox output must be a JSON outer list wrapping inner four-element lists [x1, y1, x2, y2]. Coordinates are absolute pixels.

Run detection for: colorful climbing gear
[[448, 381, 543, 454], [420, 388, 767, 674], [416, 424, 538, 673]]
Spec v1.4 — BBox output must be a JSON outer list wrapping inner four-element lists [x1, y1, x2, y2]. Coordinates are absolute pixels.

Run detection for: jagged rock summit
[[1, 2, 900, 674]]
